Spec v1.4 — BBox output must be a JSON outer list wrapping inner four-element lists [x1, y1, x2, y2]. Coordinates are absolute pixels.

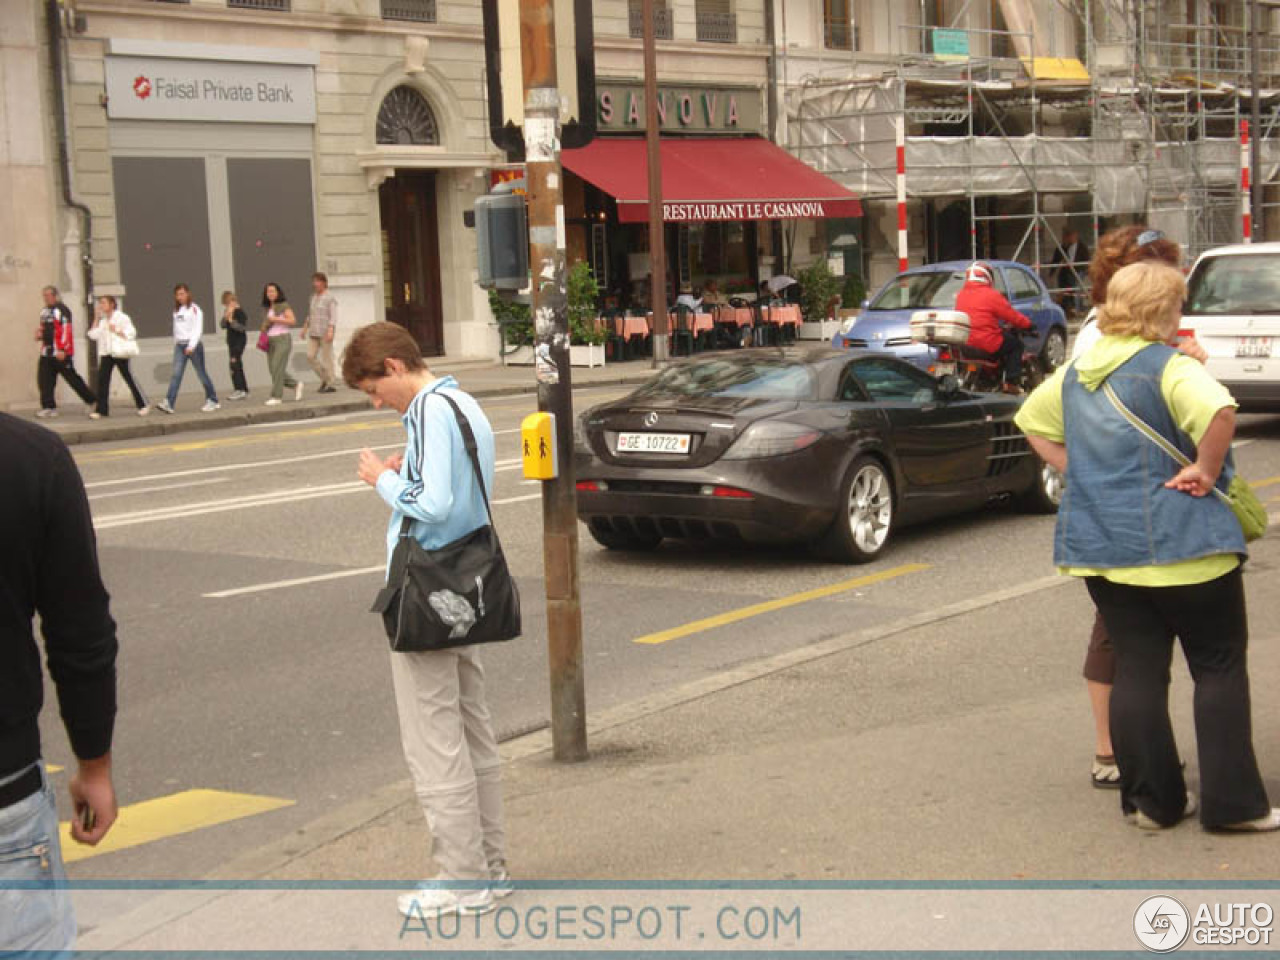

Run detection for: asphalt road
[[41, 387, 1280, 880]]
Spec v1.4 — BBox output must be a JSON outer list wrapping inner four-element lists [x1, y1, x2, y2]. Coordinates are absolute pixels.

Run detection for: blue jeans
[[166, 342, 218, 407], [0, 764, 75, 956]]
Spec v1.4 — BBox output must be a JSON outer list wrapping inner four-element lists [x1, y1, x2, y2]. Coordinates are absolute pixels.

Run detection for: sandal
[[1092, 754, 1121, 789]]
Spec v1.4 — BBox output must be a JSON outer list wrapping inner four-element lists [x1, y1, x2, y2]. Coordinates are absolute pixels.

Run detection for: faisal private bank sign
[[104, 54, 316, 124]]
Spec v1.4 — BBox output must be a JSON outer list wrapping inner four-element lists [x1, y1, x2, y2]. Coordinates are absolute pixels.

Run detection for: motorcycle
[[910, 309, 1043, 395]]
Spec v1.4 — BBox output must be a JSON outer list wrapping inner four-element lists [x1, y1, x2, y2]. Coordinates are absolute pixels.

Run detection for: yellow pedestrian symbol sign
[[521, 412, 558, 480]]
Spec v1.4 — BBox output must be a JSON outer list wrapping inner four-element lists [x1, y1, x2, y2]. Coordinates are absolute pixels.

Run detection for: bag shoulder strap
[[1101, 381, 1231, 507], [396, 389, 496, 538]]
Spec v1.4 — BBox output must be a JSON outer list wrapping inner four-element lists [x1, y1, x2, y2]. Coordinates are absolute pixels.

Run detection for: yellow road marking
[[1253, 475, 1280, 490], [74, 418, 402, 463], [45, 764, 64, 774], [633, 563, 931, 646], [59, 789, 293, 863]]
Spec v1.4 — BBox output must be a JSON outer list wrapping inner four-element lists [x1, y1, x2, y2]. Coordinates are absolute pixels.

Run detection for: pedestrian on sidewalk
[[220, 290, 250, 401], [156, 284, 220, 415], [345, 322, 510, 918], [302, 272, 339, 393], [87, 295, 149, 419], [1, 412, 119, 953], [262, 283, 303, 407], [34, 285, 96, 419], [1072, 226, 1206, 790], [1017, 261, 1278, 832]]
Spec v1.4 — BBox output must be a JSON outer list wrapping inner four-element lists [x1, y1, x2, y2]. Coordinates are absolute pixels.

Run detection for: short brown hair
[[341, 322, 426, 386], [313, 272, 328, 285], [1089, 225, 1181, 306], [220, 290, 237, 305], [1096, 261, 1185, 342]]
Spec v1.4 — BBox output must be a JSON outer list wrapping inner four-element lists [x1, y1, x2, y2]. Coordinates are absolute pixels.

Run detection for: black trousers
[[96, 357, 148, 415], [227, 332, 248, 393], [1087, 568, 1270, 827], [37, 355, 96, 410]]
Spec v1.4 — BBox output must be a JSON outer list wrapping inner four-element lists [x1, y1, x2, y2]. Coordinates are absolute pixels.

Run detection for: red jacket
[[955, 282, 1031, 354]]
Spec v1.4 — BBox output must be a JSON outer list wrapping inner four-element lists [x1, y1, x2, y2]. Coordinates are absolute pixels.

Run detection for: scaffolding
[[787, 0, 1280, 305]]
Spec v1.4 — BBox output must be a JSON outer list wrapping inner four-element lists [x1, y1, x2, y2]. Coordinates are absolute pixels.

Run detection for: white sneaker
[[1132, 793, 1197, 830], [294, 382, 305, 402], [396, 884, 494, 919], [36, 408, 56, 419], [1220, 808, 1280, 832], [88, 411, 102, 420], [137, 406, 151, 417], [155, 400, 175, 415], [228, 390, 248, 401], [490, 867, 515, 900], [201, 400, 221, 413], [264, 397, 282, 406]]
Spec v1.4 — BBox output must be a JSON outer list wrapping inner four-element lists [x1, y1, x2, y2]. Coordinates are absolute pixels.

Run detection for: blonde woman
[[262, 283, 303, 406], [1017, 261, 1277, 832], [87, 295, 148, 418]]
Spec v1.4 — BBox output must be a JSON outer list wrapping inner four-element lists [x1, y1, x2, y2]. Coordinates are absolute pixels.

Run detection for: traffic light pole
[[519, 0, 588, 762]]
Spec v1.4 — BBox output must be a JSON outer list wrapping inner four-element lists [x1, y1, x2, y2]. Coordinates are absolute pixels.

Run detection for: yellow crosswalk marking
[[59, 789, 293, 863], [633, 563, 931, 645]]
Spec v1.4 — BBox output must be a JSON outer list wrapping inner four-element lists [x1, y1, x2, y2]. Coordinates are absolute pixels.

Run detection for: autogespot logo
[[1134, 896, 1191, 953]]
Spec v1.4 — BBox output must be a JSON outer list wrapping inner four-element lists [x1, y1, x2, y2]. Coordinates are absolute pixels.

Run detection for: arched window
[[376, 86, 440, 146]]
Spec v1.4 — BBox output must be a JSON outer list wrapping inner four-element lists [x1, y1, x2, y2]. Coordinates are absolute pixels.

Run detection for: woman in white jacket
[[87, 295, 149, 418]]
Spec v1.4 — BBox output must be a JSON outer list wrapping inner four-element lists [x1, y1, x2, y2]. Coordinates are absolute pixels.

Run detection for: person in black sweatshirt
[[0, 412, 118, 952]]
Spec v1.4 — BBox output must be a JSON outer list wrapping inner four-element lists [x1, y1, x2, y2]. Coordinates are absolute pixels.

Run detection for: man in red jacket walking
[[955, 262, 1033, 394]]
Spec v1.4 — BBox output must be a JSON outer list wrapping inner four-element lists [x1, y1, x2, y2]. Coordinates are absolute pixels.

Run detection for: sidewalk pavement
[[18, 358, 659, 446]]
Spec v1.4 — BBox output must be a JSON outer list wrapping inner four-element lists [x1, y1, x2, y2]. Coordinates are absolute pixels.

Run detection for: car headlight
[[722, 421, 821, 460]]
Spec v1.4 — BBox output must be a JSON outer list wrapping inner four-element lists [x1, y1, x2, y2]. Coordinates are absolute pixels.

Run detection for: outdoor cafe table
[[763, 304, 802, 327], [646, 312, 715, 335], [613, 314, 651, 339]]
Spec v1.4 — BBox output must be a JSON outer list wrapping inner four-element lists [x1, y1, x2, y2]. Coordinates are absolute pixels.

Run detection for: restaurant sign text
[[597, 82, 762, 134]]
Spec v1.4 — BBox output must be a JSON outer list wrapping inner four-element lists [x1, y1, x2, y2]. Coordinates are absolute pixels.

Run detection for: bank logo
[[1134, 896, 1191, 953], [133, 76, 152, 100]]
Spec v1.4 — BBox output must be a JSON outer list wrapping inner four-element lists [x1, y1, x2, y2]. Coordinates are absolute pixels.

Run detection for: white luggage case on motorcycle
[[909, 309, 971, 345]]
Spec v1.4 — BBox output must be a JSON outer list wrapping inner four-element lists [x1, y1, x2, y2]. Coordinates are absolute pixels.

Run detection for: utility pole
[[642, 0, 668, 365], [1250, 0, 1264, 238], [518, 0, 588, 762]]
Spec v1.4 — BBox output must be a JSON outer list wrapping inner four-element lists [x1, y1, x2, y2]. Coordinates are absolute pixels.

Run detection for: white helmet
[[965, 262, 994, 285]]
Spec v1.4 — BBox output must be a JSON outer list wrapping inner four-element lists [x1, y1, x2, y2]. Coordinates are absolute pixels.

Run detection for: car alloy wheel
[[847, 462, 893, 554], [1042, 328, 1068, 370]]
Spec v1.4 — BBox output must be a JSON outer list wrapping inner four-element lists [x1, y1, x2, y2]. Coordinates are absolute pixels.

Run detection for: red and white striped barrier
[[896, 118, 908, 272], [1241, 119, 1253, 244]]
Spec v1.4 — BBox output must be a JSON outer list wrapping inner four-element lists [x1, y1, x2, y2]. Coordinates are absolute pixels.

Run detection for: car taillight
[[1178, 328, 1195, 342], [937, 347, 953, 361], [576, 480, 608, 492], [722, 421, 822, 460], [699, 485, 753, 499]]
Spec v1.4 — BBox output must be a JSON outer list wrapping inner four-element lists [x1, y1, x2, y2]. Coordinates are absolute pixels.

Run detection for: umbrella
[[767, 275, 797, 293]]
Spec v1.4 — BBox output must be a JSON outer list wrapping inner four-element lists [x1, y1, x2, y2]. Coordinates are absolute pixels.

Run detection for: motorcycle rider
[[955, 262, 1033, 395]]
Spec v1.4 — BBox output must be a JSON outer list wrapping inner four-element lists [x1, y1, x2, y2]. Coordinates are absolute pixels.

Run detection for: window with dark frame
[[824, 0, 852, 50]]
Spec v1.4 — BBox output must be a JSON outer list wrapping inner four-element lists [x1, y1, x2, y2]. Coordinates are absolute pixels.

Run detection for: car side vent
[[987, 421, 1030, 477]]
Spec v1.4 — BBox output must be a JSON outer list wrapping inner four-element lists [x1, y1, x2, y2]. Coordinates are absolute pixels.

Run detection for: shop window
[[696, 0, 736, 43], [376, 86, 440, 146], [629, 0, 673, 40], [381, 0, 435, 21], [689, 222, 749, 288]]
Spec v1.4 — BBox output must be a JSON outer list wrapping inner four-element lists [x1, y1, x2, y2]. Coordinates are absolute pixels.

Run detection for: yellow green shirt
[[1015, 335, 1239, 587]]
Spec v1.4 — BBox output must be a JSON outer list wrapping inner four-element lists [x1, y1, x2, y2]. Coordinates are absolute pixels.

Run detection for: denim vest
[[1055, 343, 1245, 568]]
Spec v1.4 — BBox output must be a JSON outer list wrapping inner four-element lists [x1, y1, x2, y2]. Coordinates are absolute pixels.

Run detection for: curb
[[38, 375, 653, 447]]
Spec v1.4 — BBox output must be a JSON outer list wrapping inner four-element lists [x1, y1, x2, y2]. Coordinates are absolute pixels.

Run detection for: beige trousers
[[306, 336, 334, 387], [389, 645, 507, 882]]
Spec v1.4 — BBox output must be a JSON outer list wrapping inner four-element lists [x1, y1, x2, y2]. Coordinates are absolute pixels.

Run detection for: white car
[[1183, 243, 1280, 411]]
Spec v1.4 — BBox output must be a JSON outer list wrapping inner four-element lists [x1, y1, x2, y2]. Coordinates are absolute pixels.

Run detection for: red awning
[[561, 137, 862, 223]]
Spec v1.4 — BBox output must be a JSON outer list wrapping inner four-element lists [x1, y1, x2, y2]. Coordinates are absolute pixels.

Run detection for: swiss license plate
[[616, 432, 691, 455], [934, 362, 957, 377], [1236, 337, 1273, 358]]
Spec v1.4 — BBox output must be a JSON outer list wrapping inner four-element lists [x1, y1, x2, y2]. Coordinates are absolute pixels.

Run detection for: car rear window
[[1185, 254, 1280, 316], [631, 359, 816, 401], [868, 271, 965, 311]]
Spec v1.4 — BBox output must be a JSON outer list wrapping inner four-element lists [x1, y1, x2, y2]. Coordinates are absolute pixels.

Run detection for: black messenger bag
[[371, 393, 521, 652]]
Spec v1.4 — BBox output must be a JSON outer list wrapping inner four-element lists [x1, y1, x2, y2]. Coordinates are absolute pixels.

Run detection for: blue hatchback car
[[831, 260, 1070, 373]]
